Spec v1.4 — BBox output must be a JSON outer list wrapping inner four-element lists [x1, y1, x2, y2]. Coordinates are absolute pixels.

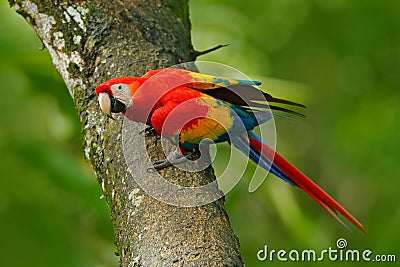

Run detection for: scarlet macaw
[[96, 68, 366, 232]]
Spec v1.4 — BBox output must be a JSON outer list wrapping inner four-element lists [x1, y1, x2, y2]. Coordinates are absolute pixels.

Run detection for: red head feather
[[95, 77, 139, 96]]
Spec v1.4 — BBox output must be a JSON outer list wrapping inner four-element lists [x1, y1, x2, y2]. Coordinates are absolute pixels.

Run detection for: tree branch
[[9, 0, 243, 266]]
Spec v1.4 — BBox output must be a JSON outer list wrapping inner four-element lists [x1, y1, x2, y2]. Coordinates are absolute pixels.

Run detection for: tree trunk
[[9, 0, 243, 266]]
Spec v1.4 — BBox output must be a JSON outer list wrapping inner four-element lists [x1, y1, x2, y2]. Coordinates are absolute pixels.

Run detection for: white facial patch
[[111, 84, 132, 107]]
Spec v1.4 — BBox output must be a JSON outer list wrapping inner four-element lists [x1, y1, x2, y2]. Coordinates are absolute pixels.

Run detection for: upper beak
[[98, 93, 114, 120]]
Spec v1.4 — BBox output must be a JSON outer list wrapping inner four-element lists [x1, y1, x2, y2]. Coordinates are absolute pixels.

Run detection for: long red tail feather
[[248, 135, 366, 232]]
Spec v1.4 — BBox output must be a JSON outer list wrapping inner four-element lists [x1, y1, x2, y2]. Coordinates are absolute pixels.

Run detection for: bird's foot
[[147, 148, 189, 171]]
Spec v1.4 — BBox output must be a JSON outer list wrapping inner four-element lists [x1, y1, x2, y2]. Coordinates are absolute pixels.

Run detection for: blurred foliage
[[0, 1, 117, 266], [191, 0, 400, 266], [1, 0, 399, 266]]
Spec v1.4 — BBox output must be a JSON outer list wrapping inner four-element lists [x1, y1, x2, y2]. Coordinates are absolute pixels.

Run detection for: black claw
[[146, 149, 191, 171], [139, 126, 156, 135], [147, 159, 172, 171]]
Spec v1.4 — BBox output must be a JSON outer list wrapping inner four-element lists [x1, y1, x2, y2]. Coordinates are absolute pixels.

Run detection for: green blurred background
[[1, 0, 399, 266]]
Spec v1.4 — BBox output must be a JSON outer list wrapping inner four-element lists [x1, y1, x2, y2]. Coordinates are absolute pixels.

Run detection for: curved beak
[[98, 92, 127, 120], [98, 92, 114, 120]]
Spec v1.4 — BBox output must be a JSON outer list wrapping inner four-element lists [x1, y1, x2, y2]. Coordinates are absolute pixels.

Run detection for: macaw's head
[[95, 77, 139, 120]]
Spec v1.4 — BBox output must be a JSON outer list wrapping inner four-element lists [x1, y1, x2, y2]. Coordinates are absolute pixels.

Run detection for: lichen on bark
[[9, 0, 243, 266]]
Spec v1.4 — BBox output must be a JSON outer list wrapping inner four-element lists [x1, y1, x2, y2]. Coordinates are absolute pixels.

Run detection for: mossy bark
[[9, 0, 243, 266]]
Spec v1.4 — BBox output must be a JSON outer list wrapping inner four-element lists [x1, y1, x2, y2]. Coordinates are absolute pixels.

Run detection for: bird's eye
[[118, 85, 123, 90]]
